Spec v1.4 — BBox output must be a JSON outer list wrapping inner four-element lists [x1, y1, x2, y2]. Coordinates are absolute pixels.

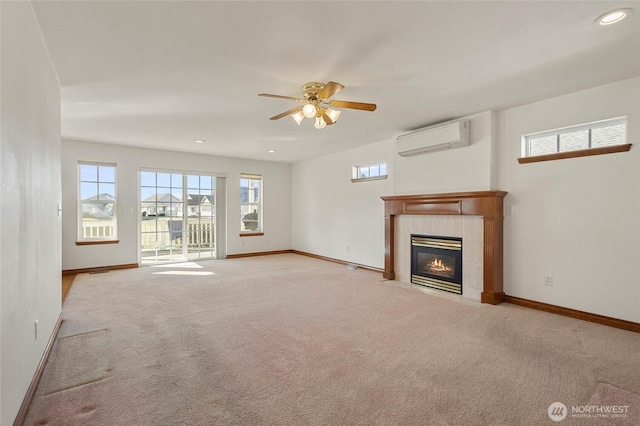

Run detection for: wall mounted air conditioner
[[396, 119, 470, 157]]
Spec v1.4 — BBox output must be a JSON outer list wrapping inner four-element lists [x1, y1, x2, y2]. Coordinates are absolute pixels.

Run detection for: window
[[78, 162, 117, 242], [240, 173, 262, 234], [352, 162, 387, 183], [520, 117, 629, 163]]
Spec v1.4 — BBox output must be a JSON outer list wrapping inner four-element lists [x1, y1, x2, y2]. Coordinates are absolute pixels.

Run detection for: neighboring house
[[186, 193, 213, 217], [141, 193, 181, 217], [141, 193, 212, 217], [82, 193, 114, 218]]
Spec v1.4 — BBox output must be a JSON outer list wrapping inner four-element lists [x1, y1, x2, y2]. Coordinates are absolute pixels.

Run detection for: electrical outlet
[[544, 276, 553, 286], [35, 319, 39, 340]]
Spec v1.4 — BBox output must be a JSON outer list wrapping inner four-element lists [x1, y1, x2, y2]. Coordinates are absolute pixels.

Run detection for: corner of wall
[[489, 110, 500, 190]]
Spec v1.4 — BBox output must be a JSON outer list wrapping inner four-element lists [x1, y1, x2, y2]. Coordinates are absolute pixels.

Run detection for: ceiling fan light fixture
[[326, 108, 341, 123], [291, 111, 305, 125], [259, 81, 376, 129], [302, 103, 317, 119]]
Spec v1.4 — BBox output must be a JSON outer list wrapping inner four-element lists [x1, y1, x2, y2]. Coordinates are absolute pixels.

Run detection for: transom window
[[78, 162, 117, 242], [352, 162, 388, 183], [240, 173, 262, 234], [522, 117, 627, 158]]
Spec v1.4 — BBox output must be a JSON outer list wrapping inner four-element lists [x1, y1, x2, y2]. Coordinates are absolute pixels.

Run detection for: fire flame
[[429, 258, 453, 273]]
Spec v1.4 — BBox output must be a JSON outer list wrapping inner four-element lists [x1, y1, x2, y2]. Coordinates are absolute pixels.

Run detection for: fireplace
[[411, 235, 462, 294], [382, 191, 507, 304]]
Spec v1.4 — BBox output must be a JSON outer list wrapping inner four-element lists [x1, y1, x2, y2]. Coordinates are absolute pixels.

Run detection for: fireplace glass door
[[411, 235, 462, 294]]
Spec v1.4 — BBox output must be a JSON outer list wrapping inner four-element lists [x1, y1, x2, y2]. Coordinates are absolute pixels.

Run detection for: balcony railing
[[140, 217, 214, 250], [82, 222, 114, 238]]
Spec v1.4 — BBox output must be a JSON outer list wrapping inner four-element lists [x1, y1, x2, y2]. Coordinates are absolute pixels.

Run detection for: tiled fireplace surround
[[395, 216, 483, 300], [382, 191, 507, 304]]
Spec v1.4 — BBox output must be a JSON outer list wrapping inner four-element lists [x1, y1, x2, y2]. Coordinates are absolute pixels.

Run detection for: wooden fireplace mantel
[[381, 190, 508, 305]]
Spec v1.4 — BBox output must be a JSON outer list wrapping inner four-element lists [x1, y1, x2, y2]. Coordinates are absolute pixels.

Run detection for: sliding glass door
[[140, 171, 216, 264], [186, 175, 215, 260]]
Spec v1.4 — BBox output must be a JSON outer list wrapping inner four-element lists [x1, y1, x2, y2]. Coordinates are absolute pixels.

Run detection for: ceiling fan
[[258, 81, 377, 129]]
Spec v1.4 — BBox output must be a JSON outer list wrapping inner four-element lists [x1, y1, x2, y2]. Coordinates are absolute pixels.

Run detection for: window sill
[[76, 240, 119, 246], [239, 232, 264, 237], [351, 175, 388, 183], [518, 144, 632, 164]]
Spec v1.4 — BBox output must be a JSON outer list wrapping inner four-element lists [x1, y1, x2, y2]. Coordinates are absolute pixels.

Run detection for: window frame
[[77, 161, 118, 244], [352, 162, 388, 183], [519, 117, 630, 164], [240, 173, 263, 236]]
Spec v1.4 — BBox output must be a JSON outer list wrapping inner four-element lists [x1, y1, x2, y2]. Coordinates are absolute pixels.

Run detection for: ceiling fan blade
[[269, 106, 303, 120], [317, 81, 344, 100], [258, 93, 303, 102], [329, 100, 377, 112]]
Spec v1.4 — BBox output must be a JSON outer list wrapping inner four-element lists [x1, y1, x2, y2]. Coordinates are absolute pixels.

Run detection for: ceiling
[[32, 1, 640, 163]]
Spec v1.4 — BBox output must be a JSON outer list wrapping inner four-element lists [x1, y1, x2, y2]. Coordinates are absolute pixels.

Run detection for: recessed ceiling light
[[194, 139, 205, 144], [268, 149, 277, 153], [596, 8, 632, 26]]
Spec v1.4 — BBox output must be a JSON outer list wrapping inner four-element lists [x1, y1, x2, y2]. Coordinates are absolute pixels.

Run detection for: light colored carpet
[[42, 329, 112, 396], [25, 254, 640, 425]]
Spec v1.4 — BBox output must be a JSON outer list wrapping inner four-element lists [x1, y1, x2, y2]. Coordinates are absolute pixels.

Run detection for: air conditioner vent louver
[[396, 120, 470, 157]]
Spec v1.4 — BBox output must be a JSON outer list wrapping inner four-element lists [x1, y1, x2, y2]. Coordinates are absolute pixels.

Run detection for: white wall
[[499, 77, 640, 322], [0, 2, 62, 424], [292, 110, 496, 270], [62, 140, 292, 270], [394, 111, 497, 194], [292, 140, 394, 268]]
